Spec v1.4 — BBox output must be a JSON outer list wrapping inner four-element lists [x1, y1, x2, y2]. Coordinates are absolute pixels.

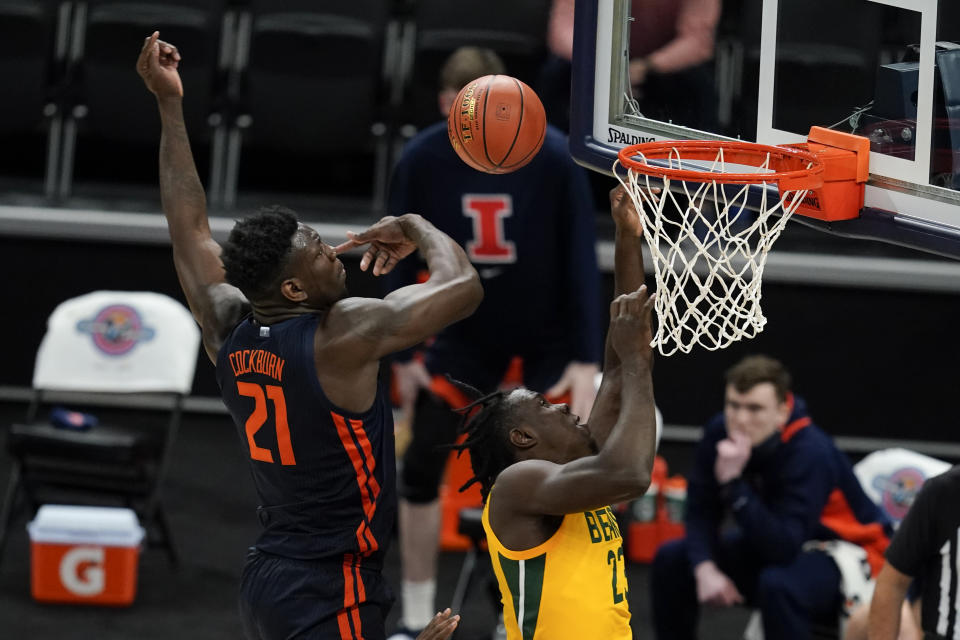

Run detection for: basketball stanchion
[[615, 127, 870, 356]]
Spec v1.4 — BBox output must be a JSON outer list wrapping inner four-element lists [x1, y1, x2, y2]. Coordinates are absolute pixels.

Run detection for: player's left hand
[[546, 361, 600, 421], [714, 430, 752, 484], [335, 215, 418, 275], [415, 609, 461, 640], [609, 185, 643, 237]]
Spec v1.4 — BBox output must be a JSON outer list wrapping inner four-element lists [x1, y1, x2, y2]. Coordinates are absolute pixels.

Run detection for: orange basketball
[[447, 75, 547, 174]]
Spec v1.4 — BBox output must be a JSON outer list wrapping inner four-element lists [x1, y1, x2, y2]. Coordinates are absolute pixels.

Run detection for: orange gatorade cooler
[[28, 505, 145, 606]]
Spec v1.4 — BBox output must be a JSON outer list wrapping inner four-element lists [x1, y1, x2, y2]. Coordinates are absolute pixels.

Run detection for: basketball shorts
[[239, 548, 393, 640]]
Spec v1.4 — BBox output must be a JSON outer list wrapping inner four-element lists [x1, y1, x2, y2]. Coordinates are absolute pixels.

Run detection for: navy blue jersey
[[215, 314, 396, 563], [385, 122, 602, 375]]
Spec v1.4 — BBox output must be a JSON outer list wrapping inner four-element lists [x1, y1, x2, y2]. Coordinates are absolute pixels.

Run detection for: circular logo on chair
[[77, 305, 156, 356], [872, 467, 926, 522]]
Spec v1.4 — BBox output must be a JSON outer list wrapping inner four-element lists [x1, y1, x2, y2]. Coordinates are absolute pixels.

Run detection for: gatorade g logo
[[462, 194, 516, 263], [59, 546, 105, 596]]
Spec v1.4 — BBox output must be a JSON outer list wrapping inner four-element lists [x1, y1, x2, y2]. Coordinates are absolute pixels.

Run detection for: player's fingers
[[359, 246, 378, 271], [372, 250, 390, 276], [137, 31, 159, 69], [610, 295, 624, 318], [157, 40, 181, 61], [643, 291, 656, 314], [332, 239, 358, 254]]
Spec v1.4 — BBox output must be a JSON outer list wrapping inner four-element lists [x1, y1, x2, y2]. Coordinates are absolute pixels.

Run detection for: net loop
[[614, 143, 820, 356]]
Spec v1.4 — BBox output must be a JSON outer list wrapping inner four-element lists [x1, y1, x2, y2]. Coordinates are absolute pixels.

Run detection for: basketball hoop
[[615, 130, 868, 356]]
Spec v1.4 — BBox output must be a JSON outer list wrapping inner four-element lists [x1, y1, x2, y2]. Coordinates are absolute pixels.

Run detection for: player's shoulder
[[494, 459, 556, 495]]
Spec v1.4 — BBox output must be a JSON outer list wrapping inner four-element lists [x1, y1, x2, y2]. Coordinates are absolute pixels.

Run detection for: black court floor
[[0, 405, 751, 640]]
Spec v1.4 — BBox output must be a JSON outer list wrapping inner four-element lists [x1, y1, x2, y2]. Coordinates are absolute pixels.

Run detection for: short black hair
[[221, 205, 299, 300], [448, 381, 520, 501]]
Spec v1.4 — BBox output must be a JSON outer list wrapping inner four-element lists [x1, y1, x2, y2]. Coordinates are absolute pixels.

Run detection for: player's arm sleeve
[[562, 160, 603, 364], [885, 476, 938, 577], [686, 420, 725, 566], [720, 440, 833, 564]]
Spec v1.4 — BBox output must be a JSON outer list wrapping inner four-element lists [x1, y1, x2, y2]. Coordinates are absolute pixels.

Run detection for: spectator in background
[[538, 0, 721, 132], [651, 355, 892, 640], [628, 0, 722, 130], [386, 47, 603, 639]]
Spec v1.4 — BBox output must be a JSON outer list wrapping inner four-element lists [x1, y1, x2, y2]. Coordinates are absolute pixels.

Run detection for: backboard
[[570, 0, 960, 258]]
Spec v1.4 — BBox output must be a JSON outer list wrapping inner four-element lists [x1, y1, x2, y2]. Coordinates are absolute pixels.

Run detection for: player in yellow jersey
[[450, 186, 657, 640]]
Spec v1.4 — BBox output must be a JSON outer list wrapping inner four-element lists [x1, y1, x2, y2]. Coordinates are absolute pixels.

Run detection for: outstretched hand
[[415, 609, 461, 640], [137, 31, 183, 99], [609, 285, 656, 364], [609, 185, 643, 237], [334, 215, 419, 275]]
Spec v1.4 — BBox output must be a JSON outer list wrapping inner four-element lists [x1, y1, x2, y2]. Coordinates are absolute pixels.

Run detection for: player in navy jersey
[[385, 48, 602, 637], [138, 33, 481, 640]]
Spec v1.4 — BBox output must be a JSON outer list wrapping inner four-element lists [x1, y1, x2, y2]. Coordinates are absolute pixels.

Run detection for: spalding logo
[[76, 305, 156, 356], [59, 546, 105, 596]]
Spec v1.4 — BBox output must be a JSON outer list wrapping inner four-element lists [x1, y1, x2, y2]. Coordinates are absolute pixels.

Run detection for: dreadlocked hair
[[221, 205, 299, 300], [445, 378, 519, 502]]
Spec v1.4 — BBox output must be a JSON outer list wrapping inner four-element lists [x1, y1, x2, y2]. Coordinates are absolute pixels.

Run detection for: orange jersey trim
[[820, 488, 890, 576], [331, 413, 381, 555], [780, 416, 812, 443]]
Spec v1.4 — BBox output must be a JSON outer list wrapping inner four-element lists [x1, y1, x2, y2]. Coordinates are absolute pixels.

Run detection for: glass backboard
[[570, 0, 960, 258]]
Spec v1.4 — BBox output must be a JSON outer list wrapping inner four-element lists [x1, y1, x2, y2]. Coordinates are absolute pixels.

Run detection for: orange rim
[[618, 140, 824, 190]]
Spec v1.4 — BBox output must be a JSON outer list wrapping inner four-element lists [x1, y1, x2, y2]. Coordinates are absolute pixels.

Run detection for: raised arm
[[137, 32, 246, 361], [584, 185, 647, 446], [495, 286, 657, 515], [329, 213, 483, 362]]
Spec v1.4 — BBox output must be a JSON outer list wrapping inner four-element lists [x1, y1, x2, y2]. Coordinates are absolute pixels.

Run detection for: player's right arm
[[494, 286, 657, 515], [137, 32, 247, 362], [330, 214, 483, 361], [582, 186, 647, 447]]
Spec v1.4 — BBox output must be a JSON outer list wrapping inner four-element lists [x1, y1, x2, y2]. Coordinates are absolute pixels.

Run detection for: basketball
[[447, 75, 547, 174]]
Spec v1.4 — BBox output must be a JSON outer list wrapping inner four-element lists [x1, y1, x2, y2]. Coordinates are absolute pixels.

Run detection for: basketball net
[[615, 148, 811, 356]]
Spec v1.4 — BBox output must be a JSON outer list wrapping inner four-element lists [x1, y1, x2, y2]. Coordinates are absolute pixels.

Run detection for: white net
[[615, 148, 812, 356]]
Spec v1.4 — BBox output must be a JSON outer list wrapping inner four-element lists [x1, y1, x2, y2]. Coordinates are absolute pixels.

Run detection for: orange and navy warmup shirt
[[686, 395, 892, 575], [216, 314, 395, 562]]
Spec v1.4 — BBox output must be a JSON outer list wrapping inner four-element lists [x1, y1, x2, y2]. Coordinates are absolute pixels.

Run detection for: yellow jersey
[[482, 496, 632, 640]]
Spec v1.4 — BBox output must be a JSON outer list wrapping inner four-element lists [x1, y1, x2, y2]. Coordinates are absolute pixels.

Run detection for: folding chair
[[0, 291, 200, 568]]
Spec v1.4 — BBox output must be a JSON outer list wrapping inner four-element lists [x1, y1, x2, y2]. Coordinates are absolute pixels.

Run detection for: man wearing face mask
[[651, 355, 891, 640]]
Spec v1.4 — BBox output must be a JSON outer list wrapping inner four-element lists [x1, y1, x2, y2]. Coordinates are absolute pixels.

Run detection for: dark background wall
[[2, 233, 957, 442]]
